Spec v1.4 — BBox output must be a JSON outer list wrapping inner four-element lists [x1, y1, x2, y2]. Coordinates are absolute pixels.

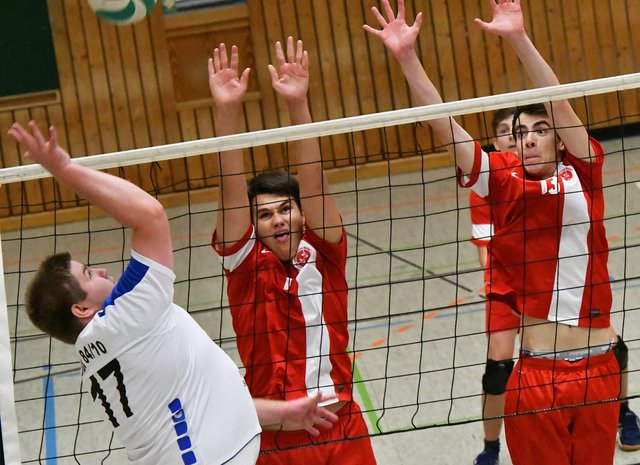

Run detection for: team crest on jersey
[[294, 247, 312, 267], [559, 168, 574, 181]]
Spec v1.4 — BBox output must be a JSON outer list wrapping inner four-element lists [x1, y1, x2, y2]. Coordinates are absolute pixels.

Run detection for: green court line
[[352, 353, 382, 434]]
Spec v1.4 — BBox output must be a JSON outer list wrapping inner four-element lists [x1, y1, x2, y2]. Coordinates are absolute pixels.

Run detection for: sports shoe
[[473, 448, 499, 465], [619, 409, 640, 451]]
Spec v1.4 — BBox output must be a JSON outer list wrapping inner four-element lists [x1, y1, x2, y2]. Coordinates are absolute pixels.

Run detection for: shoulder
[[302, 225, 347, 256]]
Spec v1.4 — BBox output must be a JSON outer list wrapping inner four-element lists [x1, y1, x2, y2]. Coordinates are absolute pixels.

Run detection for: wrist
[[285, 96, 309, 110], [46, 150, 73, 176], [503, 29, 529, 45], [214, 103, 242, 116], [286, 99, 312, 125], [394, 46, 420, 66]]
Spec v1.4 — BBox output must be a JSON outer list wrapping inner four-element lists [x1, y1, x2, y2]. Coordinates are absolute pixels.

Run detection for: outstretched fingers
[[29, 121, 46, 148], [413, 11, 423, 30], [295, 39, 304, 66], [274, 40, 286, 69], [7, 122, 28, 145], [286, 36, 295, 64], [212, 47, 221, 72], [267, 63, 279, 87], [230, 45, 239, 71], [219, 43, 228, 69], [315, 408, 338, 430], [382, 0, 397, 22], [371, 5, 387, 27]]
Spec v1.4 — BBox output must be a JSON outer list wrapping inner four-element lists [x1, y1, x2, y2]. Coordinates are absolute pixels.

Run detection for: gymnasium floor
[[4, 133, 640, 464]]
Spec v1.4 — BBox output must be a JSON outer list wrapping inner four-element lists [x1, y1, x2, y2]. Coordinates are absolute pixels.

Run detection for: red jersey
[[469, 191, 492, 246], [212, 225, 352, 406], [458, 139, 611, 328]]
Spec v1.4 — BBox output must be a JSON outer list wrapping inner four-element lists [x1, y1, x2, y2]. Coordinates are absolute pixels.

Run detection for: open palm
[[363, 0, 422, 58], [208, 43, 249, 107], [268, 37, 309, 103], [475, 0, 524, 37]]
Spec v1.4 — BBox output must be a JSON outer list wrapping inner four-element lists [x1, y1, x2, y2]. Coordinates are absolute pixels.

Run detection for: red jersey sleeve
[[562, 137, 605, 184], [302, 223, 348, 267], [469, 192, 492, 246], [211, 226, 258, 273], [457, 141, 484, 189]]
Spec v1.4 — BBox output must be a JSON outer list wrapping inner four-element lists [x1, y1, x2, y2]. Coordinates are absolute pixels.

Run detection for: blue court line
[[43, 366, 57, 465]]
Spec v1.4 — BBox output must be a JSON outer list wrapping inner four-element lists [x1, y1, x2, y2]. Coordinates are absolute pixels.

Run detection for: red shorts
[[485, 296, 520, 334], [258, 400, 377, 465], [504, 350, 620, 465]]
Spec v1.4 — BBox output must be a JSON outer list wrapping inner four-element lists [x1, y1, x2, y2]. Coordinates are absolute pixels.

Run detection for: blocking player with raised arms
[[365, 1, 620, 464], [471, 108, 640, 463], [9, 122, 337, 465], [209, 38, 377, 464]]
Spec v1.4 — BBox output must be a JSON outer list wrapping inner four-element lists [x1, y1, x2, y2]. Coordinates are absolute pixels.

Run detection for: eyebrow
[[516, 120, 552, 131], [256, 199, 290, 214], [532, 121, 552, 129]]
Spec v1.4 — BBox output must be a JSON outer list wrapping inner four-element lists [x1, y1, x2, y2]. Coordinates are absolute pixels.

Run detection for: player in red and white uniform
[[209, 39, 376, 464], [366, 1, 620, 463], [469, 108, 522, 464], [11, 122, 337, 465]]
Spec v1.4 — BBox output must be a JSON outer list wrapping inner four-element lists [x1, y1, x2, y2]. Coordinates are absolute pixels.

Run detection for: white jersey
[[76, 251, 260, 465]]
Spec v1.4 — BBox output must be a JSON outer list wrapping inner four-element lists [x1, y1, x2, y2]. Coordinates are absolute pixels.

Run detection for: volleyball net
[[2, 74, 640, 464]]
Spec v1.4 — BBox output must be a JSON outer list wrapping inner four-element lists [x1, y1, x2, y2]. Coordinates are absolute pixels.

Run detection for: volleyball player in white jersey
[[9, 121, 337, 465], [366, 1, 620, 463]]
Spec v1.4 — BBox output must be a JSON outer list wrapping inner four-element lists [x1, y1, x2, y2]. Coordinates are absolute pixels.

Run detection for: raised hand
[[8, 121, 70, 173], [363, 0, 423, 59], [474, 0, 525, 38], [268, 37, 309, 104], [208, 43, 250, 108]]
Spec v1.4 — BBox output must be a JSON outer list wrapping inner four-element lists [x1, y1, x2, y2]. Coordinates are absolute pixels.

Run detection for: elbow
[[143, 198, 169, 228]]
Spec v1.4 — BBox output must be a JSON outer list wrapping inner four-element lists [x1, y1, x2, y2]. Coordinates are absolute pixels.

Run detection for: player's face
[[70, 260, 115, 313], [252, 194, 304, 261], [492, 116, 517, 152], [513, 113, 564, 179]]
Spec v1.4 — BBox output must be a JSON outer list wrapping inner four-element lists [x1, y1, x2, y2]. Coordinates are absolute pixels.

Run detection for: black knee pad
[[482, 359, 514, 395], [614, 335, 629, 371]]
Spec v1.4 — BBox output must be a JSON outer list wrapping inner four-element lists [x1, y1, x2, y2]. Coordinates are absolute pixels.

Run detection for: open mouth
[[274, 232, 290, 243]]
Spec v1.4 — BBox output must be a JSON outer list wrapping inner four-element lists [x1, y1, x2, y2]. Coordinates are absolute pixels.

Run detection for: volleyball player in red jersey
[[366, 1, 622, 463], [208, 38, 376, 464], [472, 108, 640, 464]]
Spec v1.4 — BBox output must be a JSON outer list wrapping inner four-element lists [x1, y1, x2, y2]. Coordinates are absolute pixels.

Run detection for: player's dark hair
[[247, 170, 302, 212], [511, 103, 549, 139], [25, 252, 87, 345]]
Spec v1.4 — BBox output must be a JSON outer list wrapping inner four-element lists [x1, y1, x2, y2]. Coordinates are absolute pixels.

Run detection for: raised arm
[[474, 0, 589, 157], [364, 0, 476, 174], [209, 43, 252, 249], [268, 37, 342, 243], [8, 122, 172, 269]]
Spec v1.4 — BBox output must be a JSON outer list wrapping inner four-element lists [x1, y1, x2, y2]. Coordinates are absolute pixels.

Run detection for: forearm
[[285, 98, 343, 238], [213, 105, 249, 208], [52, 162, 162, 231], [395, 50, 476, 173], [212, 104, 251, 245], [253, 398, 288, 430], [506, 31, 559, 89], [505, 30, 588, 153], [286, 98, 323, 184]]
